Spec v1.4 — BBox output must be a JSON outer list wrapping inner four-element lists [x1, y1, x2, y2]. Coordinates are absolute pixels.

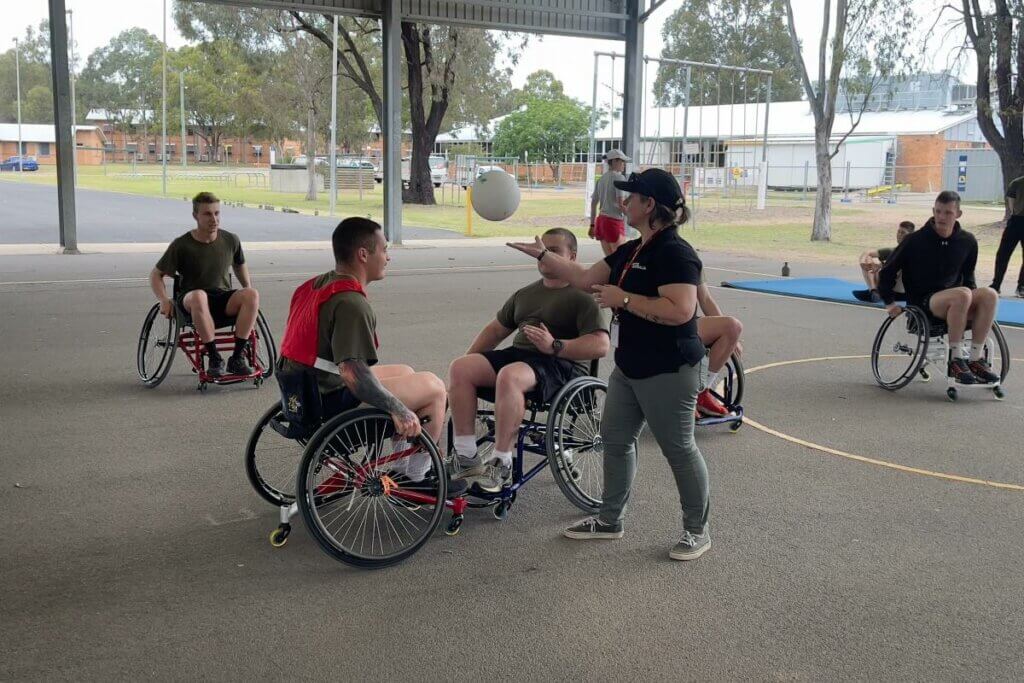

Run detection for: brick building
[[0, 123, 107, 166]]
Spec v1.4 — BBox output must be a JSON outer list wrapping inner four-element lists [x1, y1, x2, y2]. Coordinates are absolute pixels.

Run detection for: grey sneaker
[[563, 517, 624, 539], [452, 453, 486, 480], [473, 459, 511, 493], [669, 529, 711, 561]]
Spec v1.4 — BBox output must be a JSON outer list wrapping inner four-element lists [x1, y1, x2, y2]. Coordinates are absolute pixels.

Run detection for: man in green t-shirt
[[448, 228, 610, 492], [853, 220, 915, 303], [150, 191, 261, 377]]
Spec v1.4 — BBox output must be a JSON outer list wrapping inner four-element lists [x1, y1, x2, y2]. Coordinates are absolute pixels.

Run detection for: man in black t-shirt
[[878, 191, 1000, 385]]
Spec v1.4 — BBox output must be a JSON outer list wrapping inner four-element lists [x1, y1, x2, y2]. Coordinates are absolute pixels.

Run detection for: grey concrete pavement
[[1, 245, 1023, 680], [0, 180, 461, 243]]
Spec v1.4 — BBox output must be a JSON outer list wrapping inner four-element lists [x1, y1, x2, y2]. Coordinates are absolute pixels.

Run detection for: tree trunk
[[811, 138, 832, 241], [306, 103, 318, 201]]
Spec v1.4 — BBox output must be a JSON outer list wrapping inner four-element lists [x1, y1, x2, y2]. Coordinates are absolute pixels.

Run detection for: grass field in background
[[1, 163, 1010, 282]]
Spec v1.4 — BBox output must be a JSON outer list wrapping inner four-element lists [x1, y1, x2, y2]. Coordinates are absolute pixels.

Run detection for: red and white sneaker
[[696, 389, 729, 417]]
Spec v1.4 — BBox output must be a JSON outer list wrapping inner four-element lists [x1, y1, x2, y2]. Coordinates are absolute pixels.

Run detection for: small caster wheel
[[946, 387, 958, 402], [729, 420, 742, 433], [919, 368, 931, 382], [198, 381, 208, 393], [493, 501, 510, 521], [994, 386, 1005, 400], [254, 377, 263, 388], [445, 515, 463, 536], [269, 524, 291, 547]]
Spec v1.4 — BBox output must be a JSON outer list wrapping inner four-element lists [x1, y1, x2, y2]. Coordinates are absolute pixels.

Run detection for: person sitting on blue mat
[[878, 190, 1000, 385], [853, 220, 915, 303]]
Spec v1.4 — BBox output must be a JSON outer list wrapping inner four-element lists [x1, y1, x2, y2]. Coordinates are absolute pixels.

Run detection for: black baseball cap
[[614, 168, 685, 209]]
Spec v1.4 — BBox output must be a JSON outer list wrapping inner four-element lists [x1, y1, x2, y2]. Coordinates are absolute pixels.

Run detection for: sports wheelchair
[[695, 352, 744, 431], [137, 275, 276, 391], [870, 305, 1009, 401], [243, 360, 608, 569]]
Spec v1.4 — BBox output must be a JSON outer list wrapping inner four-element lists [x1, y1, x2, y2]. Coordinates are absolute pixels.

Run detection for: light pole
[[13, 37, 23, 173], [179, 70, 186, 168], [66, 8, 77, 182], [161, 0, 168, 194], [329, 14, 339, 216]]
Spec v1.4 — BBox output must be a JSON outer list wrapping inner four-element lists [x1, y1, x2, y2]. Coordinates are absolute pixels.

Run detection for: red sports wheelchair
[[137, 276, 277, 391]]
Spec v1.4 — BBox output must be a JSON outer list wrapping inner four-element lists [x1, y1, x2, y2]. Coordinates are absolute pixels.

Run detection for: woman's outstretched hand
[[506, 236, 545, 260]]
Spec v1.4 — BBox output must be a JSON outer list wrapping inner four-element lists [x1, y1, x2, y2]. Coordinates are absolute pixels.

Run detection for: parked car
[[461, 164, 505, 189], [374, 155, 447, 187], [336, 158, 377, 172], [291, 155, 329, 168], [0, 155, 39, 171]]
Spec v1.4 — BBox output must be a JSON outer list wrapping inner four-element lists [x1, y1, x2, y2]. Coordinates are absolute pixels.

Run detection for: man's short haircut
[[935, 190, 961, 207], [333, 217, 382, 264], [192, 191, 220, 214], [898, 220, 915, 231], [543, 227, 578, 253]]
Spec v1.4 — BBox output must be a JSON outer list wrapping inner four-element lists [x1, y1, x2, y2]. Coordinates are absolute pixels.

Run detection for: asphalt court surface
[[2, 243, 1023, 679]]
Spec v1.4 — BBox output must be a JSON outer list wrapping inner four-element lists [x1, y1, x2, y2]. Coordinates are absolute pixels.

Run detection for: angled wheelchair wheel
[[546, 377, 607, 513], [714, 353, 744, 408], [871, 307, 929, 391], [253, 311, 277, 380], [296, 408, 446, 569], [244, 403, 306, 507], [984, 322, 1011, 383], [137, 303, 178, 387]]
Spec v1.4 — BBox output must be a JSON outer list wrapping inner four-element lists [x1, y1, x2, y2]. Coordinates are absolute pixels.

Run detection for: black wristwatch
[[551, 339, 564, 356]]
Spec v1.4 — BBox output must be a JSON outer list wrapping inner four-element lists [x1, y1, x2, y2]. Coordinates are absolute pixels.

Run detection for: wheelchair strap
[[313, 356, 341, 376]]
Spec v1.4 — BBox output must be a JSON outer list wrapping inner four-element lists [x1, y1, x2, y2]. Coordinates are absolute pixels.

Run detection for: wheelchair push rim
[[245, 403, 305, 506], [871, 307, 929, 391], [546, 378, 607, 513], [296, 408, 446, 568], [137, 303, 178, 387]]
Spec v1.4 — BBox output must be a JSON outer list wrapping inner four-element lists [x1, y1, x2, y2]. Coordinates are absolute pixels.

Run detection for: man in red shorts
[[589, 149, 629, 255]]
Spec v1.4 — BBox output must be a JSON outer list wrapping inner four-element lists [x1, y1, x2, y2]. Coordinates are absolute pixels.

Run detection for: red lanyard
[[614, 231, 659, 314]]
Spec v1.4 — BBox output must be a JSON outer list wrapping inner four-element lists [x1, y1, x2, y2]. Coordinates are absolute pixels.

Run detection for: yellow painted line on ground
[[743, 354, 1024, 492]]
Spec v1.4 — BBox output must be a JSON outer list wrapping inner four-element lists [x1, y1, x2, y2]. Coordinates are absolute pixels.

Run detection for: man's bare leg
[[373, 364, 415, 381], [447, 355, 497, 439], [225, 287, 259, 338], [493, 363, 537, 454], [968, 287, 998, 345], [182, 290, 216, 343], [698, 316, 743, 375], [928, 287, 972, 345], [379, 372, 447, 445]]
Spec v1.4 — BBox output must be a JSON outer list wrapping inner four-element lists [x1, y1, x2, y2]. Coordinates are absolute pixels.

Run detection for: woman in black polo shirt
[[508, 168, 710, 561]]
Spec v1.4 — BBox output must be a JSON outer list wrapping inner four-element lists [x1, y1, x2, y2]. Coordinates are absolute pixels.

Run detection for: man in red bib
[[278, 217, 449, 483]]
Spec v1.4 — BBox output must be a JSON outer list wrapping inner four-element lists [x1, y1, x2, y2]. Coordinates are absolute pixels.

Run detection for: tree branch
[[784, 0, 821, 117]]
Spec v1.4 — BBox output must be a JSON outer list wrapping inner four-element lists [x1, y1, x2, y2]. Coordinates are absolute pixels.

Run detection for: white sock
[[453, 435, 478, 459], [952, 340, 969, 360], [490, 450, 513, 469], [404, 452, 432, 482], [970, 342, 986, 361], [705, 369, 722, 391], [389, 438, 410, 475]]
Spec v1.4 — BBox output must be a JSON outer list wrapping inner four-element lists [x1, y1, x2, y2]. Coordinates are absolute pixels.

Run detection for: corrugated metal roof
[[0, 123, 105, 143], [201, 0, 629, 39]]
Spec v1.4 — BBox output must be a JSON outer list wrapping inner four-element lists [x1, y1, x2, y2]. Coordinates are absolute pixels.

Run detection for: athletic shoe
[[452, 453, 486, 480], [948, 358, 980, 384], [473, 459, 512, 493], [207, 354, 225, 378], [563, 517, 624, 539], [227, 354, 254, 376], [669, 528, 712, 561], [696, 389, 729, 417], [1016, 285, 1024, 298], [852, 289, 873, 302], [402, 469, 469, 498], [968, 359, 1000, 384]]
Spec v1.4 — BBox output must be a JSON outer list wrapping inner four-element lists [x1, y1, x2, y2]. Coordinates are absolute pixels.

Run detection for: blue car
[[0, 156, 39, 171]]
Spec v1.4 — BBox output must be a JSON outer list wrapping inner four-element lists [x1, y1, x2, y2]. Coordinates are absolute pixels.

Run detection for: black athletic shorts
[[177, 288, 237, 328], [478, 347, 584, 404], [322, 387, 361, 419]]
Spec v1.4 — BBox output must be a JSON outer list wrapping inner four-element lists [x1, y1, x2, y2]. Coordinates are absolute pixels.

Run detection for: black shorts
[[322, 387, 360, 418], [478, 347, 585, 404], [178, 288, 237, 328]]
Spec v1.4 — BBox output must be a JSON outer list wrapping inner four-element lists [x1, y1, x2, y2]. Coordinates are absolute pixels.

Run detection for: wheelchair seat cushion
[[477, 347, 585, 404]]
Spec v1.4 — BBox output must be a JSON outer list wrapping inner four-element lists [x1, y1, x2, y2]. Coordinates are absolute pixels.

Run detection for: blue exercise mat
[[721, 277, 1024, 329]]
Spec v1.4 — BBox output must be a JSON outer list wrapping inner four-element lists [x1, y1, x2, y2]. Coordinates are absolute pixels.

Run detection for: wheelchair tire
[[137, 303, 178, 387], [717, 353, 744, 408], [989, 322, 1011, 383], [546, 377, 607, 513], [296, 408, 446, 569], [871, 307, 929, 391], [244, 403, 305, 507], [253, 311, 277, 380]]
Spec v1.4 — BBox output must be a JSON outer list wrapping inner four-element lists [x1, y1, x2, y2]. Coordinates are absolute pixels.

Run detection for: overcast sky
[[1, 0, 972, 107]]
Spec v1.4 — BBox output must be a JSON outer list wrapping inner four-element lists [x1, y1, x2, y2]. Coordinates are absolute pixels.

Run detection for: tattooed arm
[[338, 359, 421, 437], [593, 283, 697, 326]]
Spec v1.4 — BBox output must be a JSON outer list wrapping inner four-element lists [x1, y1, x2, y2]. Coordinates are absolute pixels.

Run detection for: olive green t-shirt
[[1006, 176, 1024, 216], [312, 271, 378, 393], [496, 279, 607, 370], [155, 229, 245, 294]]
